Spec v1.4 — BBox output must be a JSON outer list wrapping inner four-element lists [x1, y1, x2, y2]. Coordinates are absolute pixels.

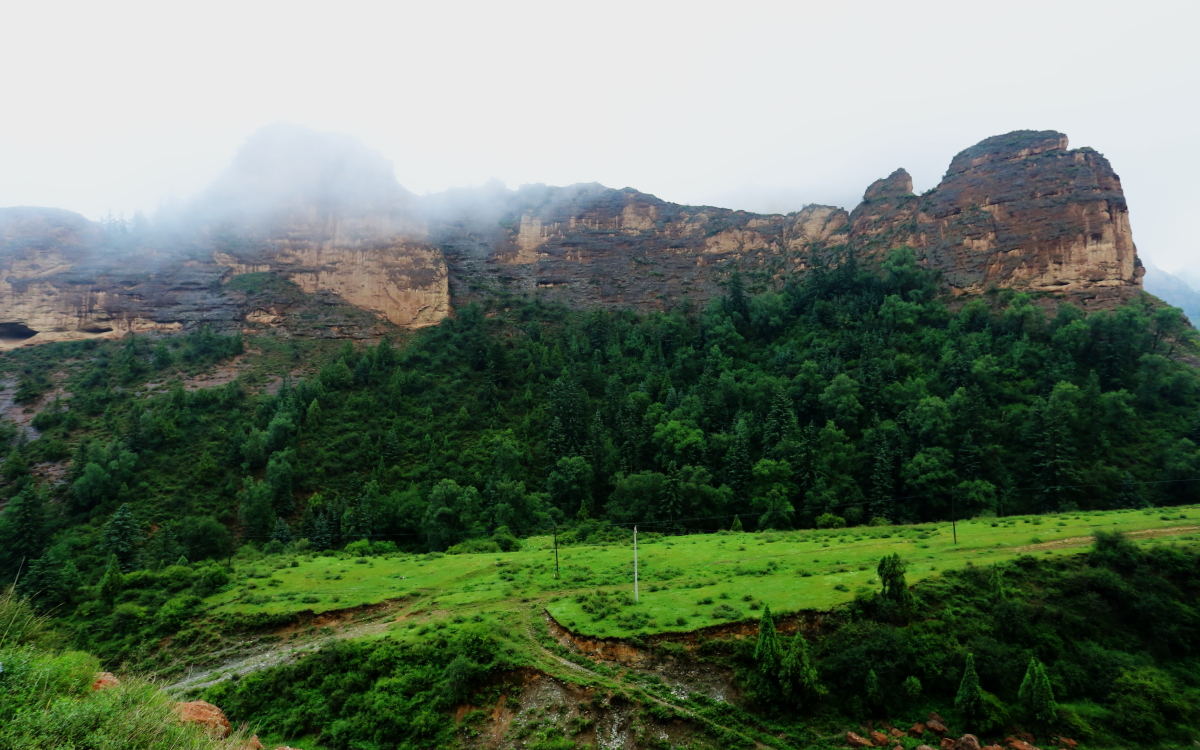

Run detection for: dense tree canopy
[[1, 250, 1198, 620]]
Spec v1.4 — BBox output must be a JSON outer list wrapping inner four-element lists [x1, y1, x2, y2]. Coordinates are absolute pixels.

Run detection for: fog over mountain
[[2, 0, 1198, 270]]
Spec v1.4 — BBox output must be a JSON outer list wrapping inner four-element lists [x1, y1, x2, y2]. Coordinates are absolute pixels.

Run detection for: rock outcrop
[[0, 128, 1145, 348], [172, 699, 231, 738]]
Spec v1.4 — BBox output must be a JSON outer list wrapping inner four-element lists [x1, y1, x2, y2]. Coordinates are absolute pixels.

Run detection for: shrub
[[816, 513, 847, 529], [192, 566, 231, 597], [344, 539, 373, 557], [447, 538, 503, 555]]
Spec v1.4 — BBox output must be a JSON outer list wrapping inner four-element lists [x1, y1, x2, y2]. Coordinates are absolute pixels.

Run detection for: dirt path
[[527, 613, 778, 750], [1014, 525, 1198, 554], [165, 609, 396, 694]]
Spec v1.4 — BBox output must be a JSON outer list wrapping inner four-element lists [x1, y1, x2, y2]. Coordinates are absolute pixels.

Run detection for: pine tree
[[725, 417, 752, 501], [955, 653, 984, 725], [547, 372, 586, 460], [1018, 657, 1056, 725], [271, 518, 293, 544], [306, 398, 322, 427], [383, 428, 402, 465], [1018, 656, 1035, 710], [753, 605, 781, 676], [20, 546, 81, 608], [0, 487, 47, 570], [98, 554, 124, 604], [725, 270, 750, 323], [779, 631, 821, 702], [311, 511, 333, 551], [762, 388, 797, 455], [67, 440, 90, 483], [989, 565, 1008, 601], [101, 504, 140, 571], [865, 669, 881, 711], [1031, 660, 1057, 724], [731, 514, 743, 532]]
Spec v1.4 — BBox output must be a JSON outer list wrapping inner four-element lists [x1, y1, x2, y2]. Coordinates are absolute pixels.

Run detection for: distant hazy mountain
[[1143, 263, 1200, 324]]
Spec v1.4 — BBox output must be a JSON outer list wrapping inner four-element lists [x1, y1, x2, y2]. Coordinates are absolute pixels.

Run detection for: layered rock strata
[[0, 129, 1144, 347]]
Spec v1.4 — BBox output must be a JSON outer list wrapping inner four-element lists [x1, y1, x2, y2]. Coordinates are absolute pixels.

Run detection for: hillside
[[0, 247, 1197, 746]]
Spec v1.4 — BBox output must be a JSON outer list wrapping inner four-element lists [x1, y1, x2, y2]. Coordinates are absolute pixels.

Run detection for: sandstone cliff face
[[440, 130, 1141, 312], [856, 131, 1143, 304], [0, 128, 1146, 347], [0, 208, 191, 348]]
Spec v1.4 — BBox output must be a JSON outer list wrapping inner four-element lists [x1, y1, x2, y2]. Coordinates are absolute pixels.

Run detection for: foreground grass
[[1, 588, 250, 750], [203, 506, 1198, 640]]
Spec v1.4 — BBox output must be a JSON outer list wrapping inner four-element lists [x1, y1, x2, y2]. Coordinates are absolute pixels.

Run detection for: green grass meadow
[[207, 507, 1198, 640]]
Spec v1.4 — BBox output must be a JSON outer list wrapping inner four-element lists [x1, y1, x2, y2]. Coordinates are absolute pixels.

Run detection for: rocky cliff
[[0, 128, 1144, 347]]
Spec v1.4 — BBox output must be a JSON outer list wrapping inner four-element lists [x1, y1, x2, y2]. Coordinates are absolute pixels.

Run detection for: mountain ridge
[[0, 128, 1146, 348]]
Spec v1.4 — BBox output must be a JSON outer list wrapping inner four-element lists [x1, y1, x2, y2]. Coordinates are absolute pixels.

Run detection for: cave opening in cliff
[[0, 322, 38, 340]]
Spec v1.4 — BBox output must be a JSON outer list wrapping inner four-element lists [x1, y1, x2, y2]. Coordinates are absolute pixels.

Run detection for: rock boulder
[[172, 700, 231, 738], [91, 672, 119, 691]]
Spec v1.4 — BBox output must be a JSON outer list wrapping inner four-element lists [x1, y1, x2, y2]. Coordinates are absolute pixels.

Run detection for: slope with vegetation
[[188, 530, 1200, 750], [0, 587, 252, 749], [0, 250, 1198, 747]]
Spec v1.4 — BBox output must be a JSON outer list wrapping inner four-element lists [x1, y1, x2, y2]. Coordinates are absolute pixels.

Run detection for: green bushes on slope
[[735, 533, 1200, 746], [2, 249, 1200, 665], [206, 621, 521, 750], [0, 587, 246, 750]]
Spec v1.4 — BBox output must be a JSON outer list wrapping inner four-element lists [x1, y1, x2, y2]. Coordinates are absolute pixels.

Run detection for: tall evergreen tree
[[383, 428, 403, 465], [101, 504, 140, 571], [762, 388, 797, 455], [753, 605, 781, 676], [989, 564, 1008, 601], [725, 270, 750, 324], [271, 518, 293, 544], [0, 487, 47, 573], [955, 652, 983, 725], [98, 554, 124, 604], [779, 631, 821, 702], [1018, 657, 1057, 725], [725, 417, 752, 502], [20, 545, 81, 608], [547, 372, 587, 460], [306, 398, 322, 427]]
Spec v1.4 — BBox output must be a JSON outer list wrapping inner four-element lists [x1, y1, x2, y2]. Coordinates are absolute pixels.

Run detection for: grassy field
[[206, 506, 1199, 639]]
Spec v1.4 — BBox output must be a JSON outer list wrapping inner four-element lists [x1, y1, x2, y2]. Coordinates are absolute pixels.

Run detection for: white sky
[[2, 0, 1198, 269]]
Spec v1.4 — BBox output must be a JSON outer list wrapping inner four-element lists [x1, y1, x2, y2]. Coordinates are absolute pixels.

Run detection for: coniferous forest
[[4, 250, 1200, 614], [2, 250, 1200, 749]]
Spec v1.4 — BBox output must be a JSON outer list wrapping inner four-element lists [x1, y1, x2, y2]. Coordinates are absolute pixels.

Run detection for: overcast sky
[[2, 0, 1197, 269]]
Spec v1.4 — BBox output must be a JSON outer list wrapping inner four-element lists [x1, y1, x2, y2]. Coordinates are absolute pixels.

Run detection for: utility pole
[[553, 523, 560, 579], [951, 493, 957, 545], [633, 525, 639, 603]]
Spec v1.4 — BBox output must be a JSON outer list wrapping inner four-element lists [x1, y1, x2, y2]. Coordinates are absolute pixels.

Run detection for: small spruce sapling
[[731, 514, 743, 532], [98, 554, 124, 605], [753, 605, 781, 675], [865, 669, 882, 713], [779, 631, 822, 703], [955, 653, 983, 726], [1018, 657, 1056, 725]]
